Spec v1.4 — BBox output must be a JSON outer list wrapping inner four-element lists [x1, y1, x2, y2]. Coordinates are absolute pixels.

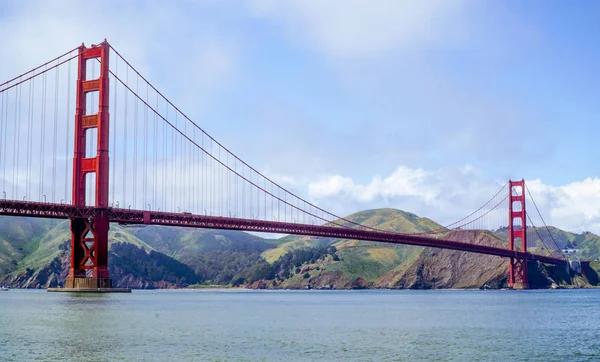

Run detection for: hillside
[[0, 217, 59, 275], [5, 241, 199, 289], [246, 210, 598, 289], [129, 226, 277, 283], [0, 218, 275, 288], [262, 209, 440, 263], [495, 226, 600, 260], [0, 209, 598, 290]]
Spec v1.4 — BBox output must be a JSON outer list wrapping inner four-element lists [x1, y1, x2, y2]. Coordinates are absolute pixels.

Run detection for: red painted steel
[[69, 41, 110, 281], [0, 199, 566, 267], [508, 179, 528, 288]]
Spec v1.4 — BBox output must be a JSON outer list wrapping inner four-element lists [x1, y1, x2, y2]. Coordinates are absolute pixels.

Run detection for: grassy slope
[[130, 226, 276, 265], [273, 209, 452, 288], [495, 226, 600, 260], [0, 213, 277, 284], [575, 233, 600, 260], [271, 211, 584, 289], [263, 208, 441, 264], [0, 217, 59, 275], [15, 222, 156, 274]]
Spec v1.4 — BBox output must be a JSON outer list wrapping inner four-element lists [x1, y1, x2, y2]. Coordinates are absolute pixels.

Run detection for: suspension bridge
[[0, 40, 568, 290]]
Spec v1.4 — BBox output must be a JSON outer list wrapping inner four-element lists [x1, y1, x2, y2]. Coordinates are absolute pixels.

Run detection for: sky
[[1, 0, 600, 234]]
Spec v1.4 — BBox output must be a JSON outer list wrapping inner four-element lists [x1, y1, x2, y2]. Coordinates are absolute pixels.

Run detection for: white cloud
[[307, 166, 600, 235], [0, 1, 237, 116], [309, 167, 434, 202], [247, 0, 466, 59], [527, 178, 600, 233]]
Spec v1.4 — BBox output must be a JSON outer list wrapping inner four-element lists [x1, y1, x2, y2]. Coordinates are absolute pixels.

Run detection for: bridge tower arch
[[508, 179, 528, 289], [66, 41, 112, 289]]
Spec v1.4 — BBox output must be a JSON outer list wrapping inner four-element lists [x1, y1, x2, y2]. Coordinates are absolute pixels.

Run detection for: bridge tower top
[[72, 40, 110, 208]]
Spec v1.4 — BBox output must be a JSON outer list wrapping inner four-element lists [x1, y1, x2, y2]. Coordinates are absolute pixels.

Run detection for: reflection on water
[[51, 294, 123, 360], [1, 289, 600, 361]]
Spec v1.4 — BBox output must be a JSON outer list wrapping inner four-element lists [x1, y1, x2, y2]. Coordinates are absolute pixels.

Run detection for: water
[[1, 289, 599, 361]]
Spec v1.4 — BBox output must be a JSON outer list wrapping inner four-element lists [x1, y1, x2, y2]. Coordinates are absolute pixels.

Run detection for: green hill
[[494, 226, 600, 260], [1, 208, 598, 290], [0, 218, 276, 288], [262, 208, 441, 263], [127, 226, 278, 283], [249, 210, 596, 289], [14, 222, 156, 275], [0, 217, 59, 275]]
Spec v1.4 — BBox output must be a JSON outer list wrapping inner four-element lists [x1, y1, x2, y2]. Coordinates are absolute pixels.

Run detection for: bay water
[[1, 289, 599, 361]]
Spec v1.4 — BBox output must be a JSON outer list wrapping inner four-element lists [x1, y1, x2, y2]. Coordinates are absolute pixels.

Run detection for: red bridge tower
[[66, 41, 112, 289], [508, 179, 528, 289]]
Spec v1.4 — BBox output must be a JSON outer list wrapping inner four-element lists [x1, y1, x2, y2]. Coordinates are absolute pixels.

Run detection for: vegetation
[[234, 246, 337, 285], [110, 242, 198, 287], [0, 217, 59, 275], [189, 250, 265, 284], [495, 226, 600, 260], [1, 207, 599, 290]]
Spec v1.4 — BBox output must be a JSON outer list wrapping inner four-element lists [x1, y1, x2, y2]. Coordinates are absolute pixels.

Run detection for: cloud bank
[[306, 165, 600, 234]]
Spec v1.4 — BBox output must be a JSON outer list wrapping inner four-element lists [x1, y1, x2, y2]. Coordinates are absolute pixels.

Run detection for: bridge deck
[[0, 200, 566, 266]]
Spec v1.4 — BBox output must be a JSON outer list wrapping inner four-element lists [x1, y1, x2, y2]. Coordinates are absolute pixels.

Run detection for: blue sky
[[1, 1, 599, 233]]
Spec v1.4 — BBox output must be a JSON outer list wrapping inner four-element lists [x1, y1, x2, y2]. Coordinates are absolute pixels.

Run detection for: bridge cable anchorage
[[525, 184, 566, 260]]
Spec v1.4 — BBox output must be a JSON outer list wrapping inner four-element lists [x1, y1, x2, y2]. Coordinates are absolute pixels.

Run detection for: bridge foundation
[[509, 257, 528, 289]]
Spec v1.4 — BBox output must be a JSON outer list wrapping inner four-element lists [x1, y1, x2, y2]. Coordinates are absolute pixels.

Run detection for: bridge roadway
[[0, 199, 566, 266]]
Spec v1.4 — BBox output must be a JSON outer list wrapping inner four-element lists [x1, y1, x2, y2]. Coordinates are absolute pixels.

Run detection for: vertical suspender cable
[[234, 157, 237, 216], [52, 62, 59, 202], [163, 103, 167, 209], [40, 69, 47, 201], [227, 152, 229, 216], [0, 85, 10, 192], [133, 76, 138, 208], [0, 89, 4, 196], [111, 57, 118, 205], [182, 112, 186, 211], [66, 56, 71, 202], [153, 92, 158, 209], [144, 82, 148, 209], [171, 109, 175, 211], [202, 133, 204, 212], [12, 78, 19, 198], [27, 74, 35, 200], [219, 147, 221, 216], [25, 76, 32, 200], [17, 74, 24, 199], [211, 140, 214, 214], [241, 163, 244, 218], [123, 66, 128, 206], [193, 125, 196, 212]]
